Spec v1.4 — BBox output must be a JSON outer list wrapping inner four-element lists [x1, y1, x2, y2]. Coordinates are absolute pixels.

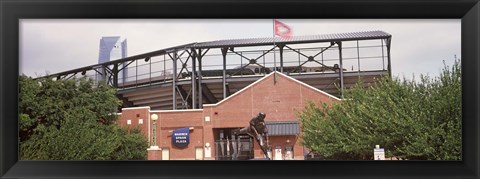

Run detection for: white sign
[[274, 148, 283, 160], [205, 147, 211, 158], [373, 148, 385, 160]]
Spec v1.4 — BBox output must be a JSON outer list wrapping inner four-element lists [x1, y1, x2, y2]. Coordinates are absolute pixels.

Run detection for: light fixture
[[145, 57, 151, 62], [205, 142, 210, 148], [286, 139, 290, 143], [151, 113, 158, 121]]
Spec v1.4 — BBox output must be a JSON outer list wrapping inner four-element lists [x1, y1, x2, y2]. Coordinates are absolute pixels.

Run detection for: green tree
[[19, 76, 148, 160], [299, 61, 461, 160]]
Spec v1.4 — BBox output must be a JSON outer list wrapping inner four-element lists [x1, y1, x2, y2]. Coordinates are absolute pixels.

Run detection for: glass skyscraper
[[98, 36, 128, 83]]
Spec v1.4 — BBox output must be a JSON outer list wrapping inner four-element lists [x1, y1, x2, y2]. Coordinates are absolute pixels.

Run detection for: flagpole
[[273, 19, 277, 84]]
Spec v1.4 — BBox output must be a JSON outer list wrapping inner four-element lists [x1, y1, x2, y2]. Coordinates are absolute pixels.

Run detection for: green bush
[[299, 61, 461, 160], [19, 76, 148, 160]]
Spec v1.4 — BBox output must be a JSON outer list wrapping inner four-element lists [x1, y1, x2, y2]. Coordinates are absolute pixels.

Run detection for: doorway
[[213, 128, 254, 160]]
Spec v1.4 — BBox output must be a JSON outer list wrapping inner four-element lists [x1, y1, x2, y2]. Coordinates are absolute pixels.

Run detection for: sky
[[20, 19, 461, 81]]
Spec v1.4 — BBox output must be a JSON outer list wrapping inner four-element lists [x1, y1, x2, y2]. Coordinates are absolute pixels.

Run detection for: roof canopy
[[266, 121, 300, 136]]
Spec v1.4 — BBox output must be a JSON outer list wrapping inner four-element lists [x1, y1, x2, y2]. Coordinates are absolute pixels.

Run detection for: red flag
[[274, 19, 292, 39]]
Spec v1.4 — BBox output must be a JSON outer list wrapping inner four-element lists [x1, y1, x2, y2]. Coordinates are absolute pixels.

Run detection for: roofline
[[203, 72, 277, 107], [276, 72, 342, 101], [203, 71, 341, 108]]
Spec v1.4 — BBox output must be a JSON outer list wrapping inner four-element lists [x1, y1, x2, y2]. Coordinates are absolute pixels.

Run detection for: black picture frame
[[1, 0, 479, 178]]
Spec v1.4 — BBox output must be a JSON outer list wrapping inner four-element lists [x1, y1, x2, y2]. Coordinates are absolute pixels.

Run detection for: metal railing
[[215, 138, 254, 160]]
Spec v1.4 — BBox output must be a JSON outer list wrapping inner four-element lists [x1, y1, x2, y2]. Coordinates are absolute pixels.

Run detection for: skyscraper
[[98, 36, 128, 83]]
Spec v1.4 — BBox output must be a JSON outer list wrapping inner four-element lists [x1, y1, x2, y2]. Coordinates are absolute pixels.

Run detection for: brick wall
[[118, 72, 340, 160]]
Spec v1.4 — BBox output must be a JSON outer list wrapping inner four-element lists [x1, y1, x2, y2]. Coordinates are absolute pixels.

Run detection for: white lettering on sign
[[174, 133, 188, 136], [176, 140, 187, 143], [172, 127, 190, 147]]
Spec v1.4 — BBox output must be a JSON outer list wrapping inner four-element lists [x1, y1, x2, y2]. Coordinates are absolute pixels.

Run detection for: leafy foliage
[[299, 61, 461, 160], [19, 76, 148, 160]]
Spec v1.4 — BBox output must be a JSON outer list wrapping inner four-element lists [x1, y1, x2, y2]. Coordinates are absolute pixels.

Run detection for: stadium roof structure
[[192, 30, 391, 48], [38, 30, 391, 80], [35, 30, 392, 110]]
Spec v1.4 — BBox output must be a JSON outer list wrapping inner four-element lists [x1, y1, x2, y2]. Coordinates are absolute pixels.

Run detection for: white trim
[[147, 146, 161, 151], [203, 72, 276, 107], [122, 106, 151, 110], [150, 109, 204, 113], [116, 113, 122, 115], [276, 72, 342, 101]]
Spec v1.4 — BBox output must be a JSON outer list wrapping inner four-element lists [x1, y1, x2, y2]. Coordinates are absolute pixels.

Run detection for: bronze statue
[[233, 112, 271, 160]]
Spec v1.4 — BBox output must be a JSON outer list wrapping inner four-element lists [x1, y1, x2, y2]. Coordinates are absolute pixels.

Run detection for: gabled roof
[[203, 71, 341, 107]]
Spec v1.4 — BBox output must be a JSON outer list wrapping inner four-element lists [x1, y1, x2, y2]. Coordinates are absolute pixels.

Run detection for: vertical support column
[[164, 54, 166, 81], [381, 39, 385, 71], [191, 49, 197, 109], [172, 51, 178, 110], [357, 40, 361, 72], [386, 37, 392, 77], [135, 60, 138, 87], [113, 63, 118, 88], [102, 66, 107, 82], [149, 57, 152, 85], [198, 49, 203, 109], [278, 44, 285, 73], [221, 47, 228, 99], [337, 41, 344, 99]]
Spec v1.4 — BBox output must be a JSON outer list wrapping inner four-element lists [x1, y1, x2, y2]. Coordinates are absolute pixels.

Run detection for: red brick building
[[117, 72, 340, 160]]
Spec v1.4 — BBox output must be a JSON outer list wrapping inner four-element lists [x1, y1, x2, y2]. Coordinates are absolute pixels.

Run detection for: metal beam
[[113, 63, 118, 88], [191, 49, 197, 109], [278, 44, 284, 73], [171, 51, 178, 110], [201, 83, 218, 104], [197, 48, 209, 108], [386, 37, 392, 78], [337, 41, 344, 99], [225, 83, 231, 97], [177, 85, 192, 109], [221, 47, 228, 99]]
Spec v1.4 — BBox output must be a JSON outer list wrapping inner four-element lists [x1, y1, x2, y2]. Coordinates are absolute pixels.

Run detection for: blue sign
[[172, 127, 190, 148]]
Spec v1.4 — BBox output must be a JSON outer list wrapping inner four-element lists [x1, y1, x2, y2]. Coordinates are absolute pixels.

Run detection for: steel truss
[[36, 31, 392, 110]]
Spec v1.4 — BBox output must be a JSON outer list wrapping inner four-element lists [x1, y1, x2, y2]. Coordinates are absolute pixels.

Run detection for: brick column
[[147, 146, 162, 160]]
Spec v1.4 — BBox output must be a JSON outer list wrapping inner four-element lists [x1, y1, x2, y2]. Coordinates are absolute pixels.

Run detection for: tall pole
[[386, 37, 392, 78], [221, 47, 228, 99], [191, 49, 196, 109], [172, 51, 177, 110], [338, 41, 344, 99], [198, 49, 203, 109], [273, 19, 277, 84]]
